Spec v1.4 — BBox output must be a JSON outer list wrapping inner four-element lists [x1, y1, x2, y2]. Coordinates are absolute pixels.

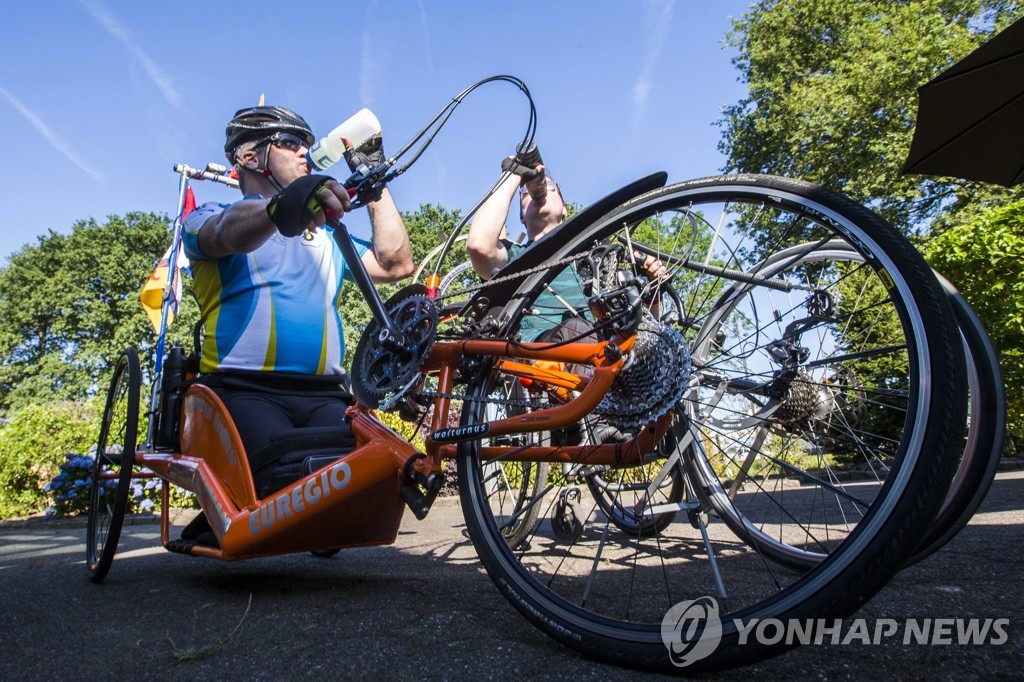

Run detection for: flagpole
[[145, 170, 189, 448]]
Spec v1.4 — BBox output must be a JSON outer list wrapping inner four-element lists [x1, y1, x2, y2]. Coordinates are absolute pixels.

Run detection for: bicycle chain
[[435, 251, 588, 303]]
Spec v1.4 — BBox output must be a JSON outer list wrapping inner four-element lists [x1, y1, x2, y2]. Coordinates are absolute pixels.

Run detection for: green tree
[[720, 0, 1024, 447], [925, 199, 1024, 449], [719, 0, 1024, 235], [0, 213, 199, 413]]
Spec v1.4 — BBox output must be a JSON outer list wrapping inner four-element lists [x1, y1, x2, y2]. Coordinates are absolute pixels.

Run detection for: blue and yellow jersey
[[183, 201, 370, 376]]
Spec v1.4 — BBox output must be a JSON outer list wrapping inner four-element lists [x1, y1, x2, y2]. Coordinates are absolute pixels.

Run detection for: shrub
[[0, 401, 100, 518], [45, 452, 102, 515], [44, 451, 195, 517]]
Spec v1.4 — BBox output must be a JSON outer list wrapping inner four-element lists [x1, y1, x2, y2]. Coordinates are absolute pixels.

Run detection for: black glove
[[344, 136, 385, 173], [344, 136, 386, 202], [266, 174, 334, 237], [501, 156, 542, 183]]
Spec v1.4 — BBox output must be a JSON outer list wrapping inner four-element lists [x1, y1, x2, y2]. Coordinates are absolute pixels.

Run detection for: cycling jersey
[[183, 200, 370, 376], [504, 240, 591, 341]]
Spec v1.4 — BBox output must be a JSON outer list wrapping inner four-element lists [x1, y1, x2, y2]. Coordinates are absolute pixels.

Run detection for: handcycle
[[87, 76, 977, 674]]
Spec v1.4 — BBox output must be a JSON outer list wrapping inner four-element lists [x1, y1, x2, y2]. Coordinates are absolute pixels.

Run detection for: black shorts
[[195, 371, 355, 494]]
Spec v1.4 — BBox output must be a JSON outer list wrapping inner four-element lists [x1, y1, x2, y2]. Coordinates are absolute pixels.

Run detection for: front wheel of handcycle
[[86, 347, 141, 583], [456, 175, 965, 673]]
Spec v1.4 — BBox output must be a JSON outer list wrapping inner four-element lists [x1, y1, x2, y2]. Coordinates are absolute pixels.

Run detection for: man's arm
[[466, 172, 520, 279], [196, 198, 277, 258], [360, 188, 415, 283], [198, 181, 353, 258]]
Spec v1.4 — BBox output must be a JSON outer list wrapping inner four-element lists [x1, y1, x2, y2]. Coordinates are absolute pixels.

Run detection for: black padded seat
[[248, 425, 357, 499]]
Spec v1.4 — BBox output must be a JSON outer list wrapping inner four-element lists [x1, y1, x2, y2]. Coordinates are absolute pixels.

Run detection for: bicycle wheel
[[581, 405, 689, 537], [685, 242, 1003, 569], [86, 347, 141, 583], [904, 275, 1004, 566], [683, 240, 912, 570], [456, 175, 965, 672], [480, 380, 550, 549]]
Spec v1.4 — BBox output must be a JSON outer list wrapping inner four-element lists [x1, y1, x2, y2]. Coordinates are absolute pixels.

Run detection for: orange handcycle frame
[[127, 332, 670, 561]]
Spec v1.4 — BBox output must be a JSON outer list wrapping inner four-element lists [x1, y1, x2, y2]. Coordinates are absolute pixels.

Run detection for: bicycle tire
[[904, 275, 1005, 565], [456, 175, 965, 673], [86, 347, 141, 583]]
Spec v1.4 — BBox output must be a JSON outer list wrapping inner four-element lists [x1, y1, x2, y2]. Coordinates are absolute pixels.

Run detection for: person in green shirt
[[466, 152, 666, 442]]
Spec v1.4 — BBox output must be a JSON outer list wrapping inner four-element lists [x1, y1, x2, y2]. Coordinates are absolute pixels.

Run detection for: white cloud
[[631, 0, 675, 130], [360, 0, 381, 107], [79, 0, 182, 108], [0, 86, 104, 185], [417, 0, 435, 79]]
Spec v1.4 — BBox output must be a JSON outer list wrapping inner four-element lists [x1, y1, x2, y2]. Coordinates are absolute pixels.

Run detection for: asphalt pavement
[[1, 470, 1021, 680]]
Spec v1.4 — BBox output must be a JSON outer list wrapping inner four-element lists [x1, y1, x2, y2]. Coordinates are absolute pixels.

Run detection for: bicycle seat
[[248, 425, 358, 499]]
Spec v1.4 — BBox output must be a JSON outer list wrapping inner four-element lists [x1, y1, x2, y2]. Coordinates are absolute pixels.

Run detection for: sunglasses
[[519, 176, 559, 198], [264, 132, 309, 152]]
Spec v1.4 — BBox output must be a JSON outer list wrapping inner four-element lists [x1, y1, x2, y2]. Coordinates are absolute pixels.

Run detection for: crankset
[[351, 284, 439, 409]]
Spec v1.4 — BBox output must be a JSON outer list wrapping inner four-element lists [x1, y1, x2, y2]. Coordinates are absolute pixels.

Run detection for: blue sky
[[0, 0, 752, 262]]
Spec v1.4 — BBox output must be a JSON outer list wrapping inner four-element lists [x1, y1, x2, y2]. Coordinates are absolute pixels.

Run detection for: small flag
[[140, 185, 195, 332], [181, 183, 196, 217]]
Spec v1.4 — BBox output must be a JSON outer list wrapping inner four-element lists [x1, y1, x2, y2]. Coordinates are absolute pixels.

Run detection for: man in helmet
[[181, 105, 413, 511]]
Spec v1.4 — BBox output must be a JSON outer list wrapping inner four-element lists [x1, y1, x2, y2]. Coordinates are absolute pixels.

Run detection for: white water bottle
[[307, 108, 381, 171]]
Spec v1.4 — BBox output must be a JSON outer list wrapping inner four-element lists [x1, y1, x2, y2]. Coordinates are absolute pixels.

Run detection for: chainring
[[351, 284, 439, 408]]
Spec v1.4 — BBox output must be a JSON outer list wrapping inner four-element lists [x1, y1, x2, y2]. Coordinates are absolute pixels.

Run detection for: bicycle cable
[[346, 75, 538, 262]]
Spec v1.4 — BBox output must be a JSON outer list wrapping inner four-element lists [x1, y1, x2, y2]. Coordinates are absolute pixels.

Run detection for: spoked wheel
[[683, 240, 916, 571], [480, 380, 550, 549], [87, 347, 141, 583], [456, 175, 965, 673], [684, 241, 1004, 570], [582, 421, 688, 537]]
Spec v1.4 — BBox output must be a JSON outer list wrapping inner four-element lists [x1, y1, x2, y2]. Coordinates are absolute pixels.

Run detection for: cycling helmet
[[224, 105, 315, 156]]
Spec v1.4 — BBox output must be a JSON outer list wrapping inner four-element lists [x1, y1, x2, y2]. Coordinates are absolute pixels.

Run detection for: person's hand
[[635, 250, 668, 280], [501, 157, 543, 183], [266, 175, 350, 237], [314, 179, 352, 227], [344, 135, 385, 172], [344, 135, 386, 201]]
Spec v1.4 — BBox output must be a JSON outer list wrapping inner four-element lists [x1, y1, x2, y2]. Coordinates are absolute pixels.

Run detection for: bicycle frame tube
[[328, 217, 405, 344], [417, 334, 670, 466]]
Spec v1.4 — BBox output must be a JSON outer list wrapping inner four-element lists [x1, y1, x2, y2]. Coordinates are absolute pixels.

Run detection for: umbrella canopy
[[904, 16, 1024, 187]]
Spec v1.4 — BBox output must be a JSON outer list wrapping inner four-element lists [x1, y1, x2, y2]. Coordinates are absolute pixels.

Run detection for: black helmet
[[224, 105, 315, 156]]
